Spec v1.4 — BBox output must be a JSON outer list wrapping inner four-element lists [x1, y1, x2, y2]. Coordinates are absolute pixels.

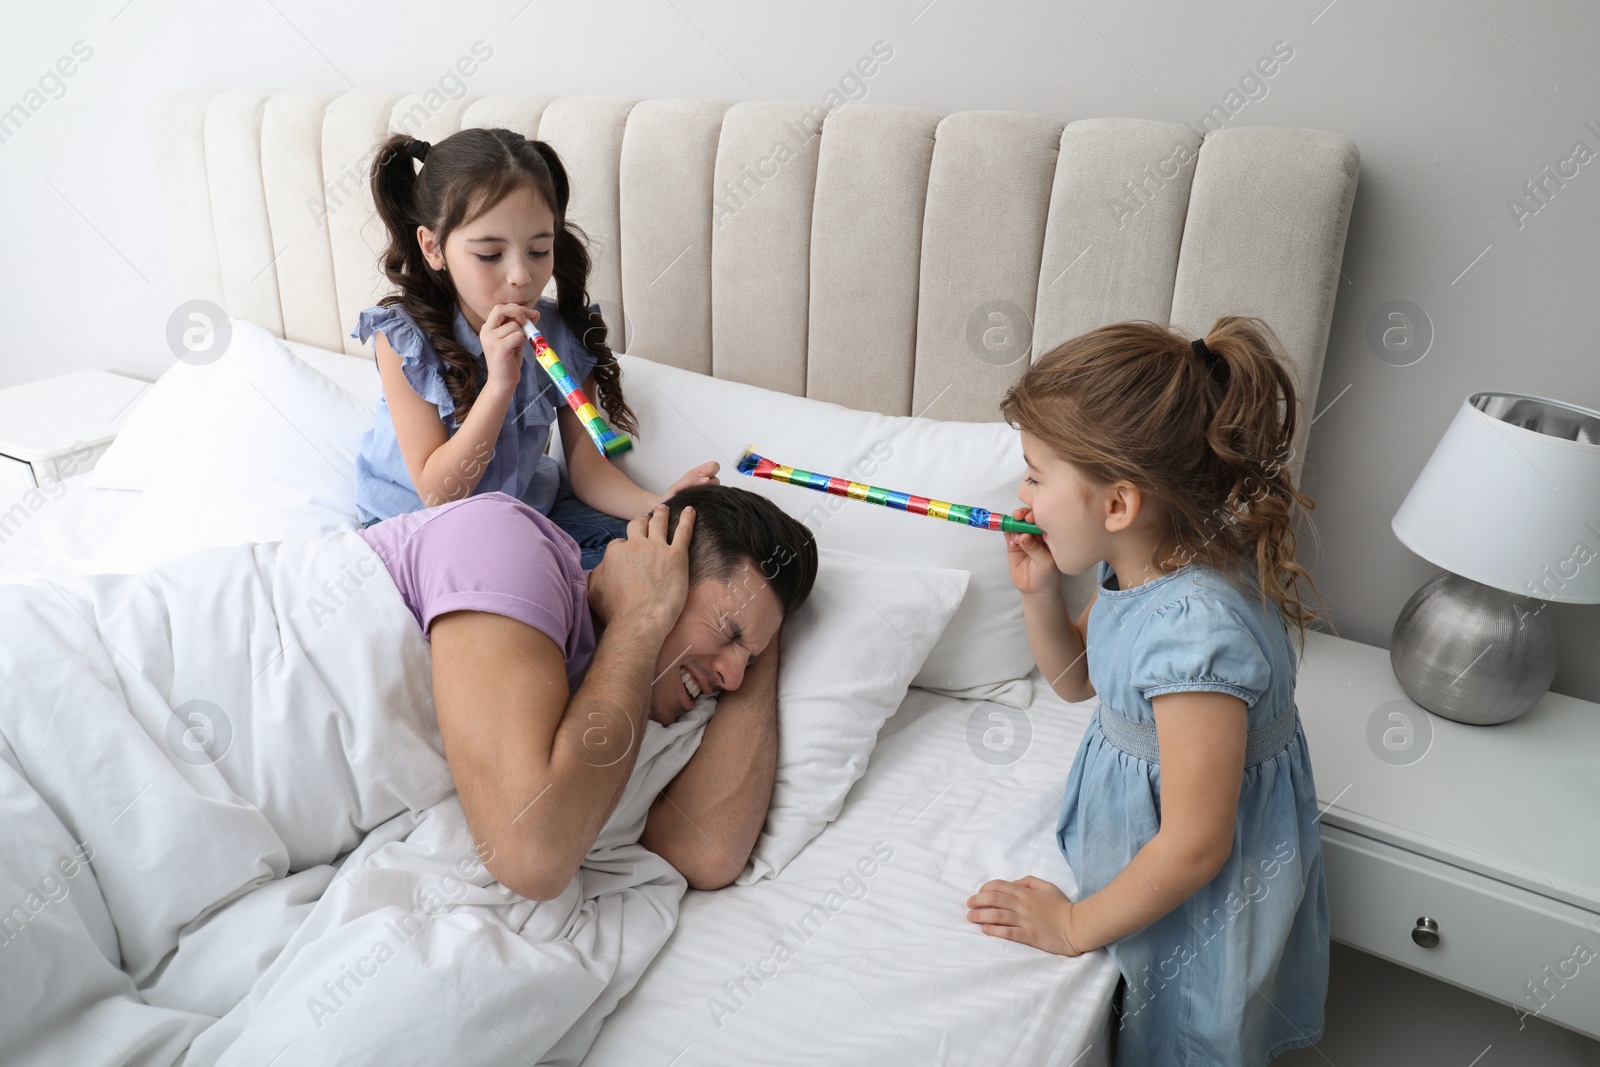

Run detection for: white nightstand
[[0, 370, 149, 497], [1298, 631, 1600, 1039]]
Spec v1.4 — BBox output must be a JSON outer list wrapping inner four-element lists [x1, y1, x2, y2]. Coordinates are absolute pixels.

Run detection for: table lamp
[[1390, 392, 1600, 725]]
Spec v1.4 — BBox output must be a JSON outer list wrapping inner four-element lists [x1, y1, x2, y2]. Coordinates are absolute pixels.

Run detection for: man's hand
[[587, 503, 695, 636]]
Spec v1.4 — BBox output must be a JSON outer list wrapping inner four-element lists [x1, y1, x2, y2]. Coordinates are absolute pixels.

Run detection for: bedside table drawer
[[1323, 825, 1600, 1039]]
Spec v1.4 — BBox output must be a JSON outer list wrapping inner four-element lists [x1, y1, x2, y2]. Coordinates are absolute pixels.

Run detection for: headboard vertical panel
[[913, 111, 1064, 422], [149, 90, 225, 317], [710, 102, 821, 396], [260, 91, 342, 352], [205, 90, 284, 337], [388, 93, 472, 143], [1169, 126, 1360, 488], [533, 98, 635, 352], [1032, 119, 1200, 356], [461, 96, 554, 136], [321, 91, 402, 357], [617, 99, 726, 375], [806, 105, 940, 416]]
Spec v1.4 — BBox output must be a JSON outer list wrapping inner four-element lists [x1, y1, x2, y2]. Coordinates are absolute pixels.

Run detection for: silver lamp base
[[1389, 571, 1556, 726]]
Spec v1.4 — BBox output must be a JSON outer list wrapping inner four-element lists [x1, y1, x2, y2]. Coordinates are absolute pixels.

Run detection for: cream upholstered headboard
[[148, 90, 1358, 485]]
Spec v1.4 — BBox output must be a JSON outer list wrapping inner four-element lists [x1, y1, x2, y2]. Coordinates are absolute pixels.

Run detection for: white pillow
[[739, 547, 968, 884], [84, 320, 371, 573], [90, 355, 227, 491], [283, 339, 380, 413], [611, 355, 1033, 694], [92, 333, 378, 491]]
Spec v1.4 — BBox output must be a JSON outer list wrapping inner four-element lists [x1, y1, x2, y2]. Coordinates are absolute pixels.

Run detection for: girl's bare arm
[[375, 330, 513, 506], [1065, 689, 1248, 952], [558, 373, 659, 519], [1024, 586, 1094, 702]]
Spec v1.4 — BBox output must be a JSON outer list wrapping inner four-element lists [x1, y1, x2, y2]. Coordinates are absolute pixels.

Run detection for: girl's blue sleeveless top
[[350, 297, 598, 525]]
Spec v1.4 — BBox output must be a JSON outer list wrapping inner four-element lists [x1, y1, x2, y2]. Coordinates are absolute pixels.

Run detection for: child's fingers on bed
[[968, 880, 1018, 905], [967, 907, 1017, 925]]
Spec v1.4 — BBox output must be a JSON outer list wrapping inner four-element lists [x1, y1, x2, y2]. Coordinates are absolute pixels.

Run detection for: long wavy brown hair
[[369, 127, 636, 433], [1000, 317, 1332, 652]]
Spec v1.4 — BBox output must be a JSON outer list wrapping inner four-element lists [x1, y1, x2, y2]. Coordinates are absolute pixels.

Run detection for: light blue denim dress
[[350, 297, 598, 525], [1056, 560, 1328, 1066]]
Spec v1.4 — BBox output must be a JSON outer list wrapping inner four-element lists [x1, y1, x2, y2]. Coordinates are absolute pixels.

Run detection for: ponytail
[[1181, 317, 1328, 647], [999, 316, 1332, 652], [368, 128, 637, 435]]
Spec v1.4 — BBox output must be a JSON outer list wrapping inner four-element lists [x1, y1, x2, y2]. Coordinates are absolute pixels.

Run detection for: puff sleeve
[[1128, 595, 1273, 708], [352, 304, 457, 424]]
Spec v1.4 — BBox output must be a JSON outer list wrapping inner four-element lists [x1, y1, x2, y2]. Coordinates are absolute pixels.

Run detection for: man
[[415, 483, 818, 901], [0, 480, 817, 1065]]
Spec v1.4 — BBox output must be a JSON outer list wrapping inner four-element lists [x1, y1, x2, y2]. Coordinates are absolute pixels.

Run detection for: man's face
[[648, 559, 784, 726]]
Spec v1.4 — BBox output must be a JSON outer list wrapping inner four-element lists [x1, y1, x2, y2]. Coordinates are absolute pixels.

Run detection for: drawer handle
[[1411, 916, 1440, 949]]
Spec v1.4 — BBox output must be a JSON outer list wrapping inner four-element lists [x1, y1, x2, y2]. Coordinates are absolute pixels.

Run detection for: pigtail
[[370, 132, 487, 427], [1188, 318, 1329, 652], [529, 140, 639, 438]]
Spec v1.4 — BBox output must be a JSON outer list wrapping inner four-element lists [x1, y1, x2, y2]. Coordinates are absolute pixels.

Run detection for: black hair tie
[[1192, 337, 1219, 371], [408, 139, 431, 164]]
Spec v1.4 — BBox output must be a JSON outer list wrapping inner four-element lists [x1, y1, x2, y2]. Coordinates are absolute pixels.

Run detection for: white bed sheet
[[0, 473, 135, 584], [585, 675, 1120, 1066]]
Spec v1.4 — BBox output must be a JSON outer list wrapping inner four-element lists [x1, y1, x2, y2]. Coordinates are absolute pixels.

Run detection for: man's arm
[[641, 633, 780, 890], [431, 608, 667, 901], [429, 505, 692, 902]]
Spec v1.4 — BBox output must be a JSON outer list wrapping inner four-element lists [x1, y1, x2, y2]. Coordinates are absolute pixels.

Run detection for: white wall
[[2, 0, 1597, 702]]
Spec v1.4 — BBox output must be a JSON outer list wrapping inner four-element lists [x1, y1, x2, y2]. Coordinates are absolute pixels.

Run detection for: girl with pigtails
[[352, 129, 719, 569], [966, 318, 1333, 1066]]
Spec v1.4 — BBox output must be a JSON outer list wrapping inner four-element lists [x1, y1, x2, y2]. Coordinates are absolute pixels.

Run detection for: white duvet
[[0, 530, 711, 1066]]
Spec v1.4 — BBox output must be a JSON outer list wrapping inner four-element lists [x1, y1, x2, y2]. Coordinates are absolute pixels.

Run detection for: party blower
[[521, 320, 632, 458], [736, 448, 1044, 536]]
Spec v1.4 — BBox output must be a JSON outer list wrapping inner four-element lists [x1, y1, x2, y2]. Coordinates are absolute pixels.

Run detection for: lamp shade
[[1392, 392, 1600, 604]]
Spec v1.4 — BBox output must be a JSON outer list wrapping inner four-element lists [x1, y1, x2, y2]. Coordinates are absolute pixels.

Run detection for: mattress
[[586, 679, 1119, 1065]]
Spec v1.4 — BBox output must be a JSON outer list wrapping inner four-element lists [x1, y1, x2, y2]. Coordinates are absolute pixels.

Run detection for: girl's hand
[[480, 304, 539, 394], [665, 461, 720, 498], [1005, 507, 1058, 597], [966, 876, 1083, 957]]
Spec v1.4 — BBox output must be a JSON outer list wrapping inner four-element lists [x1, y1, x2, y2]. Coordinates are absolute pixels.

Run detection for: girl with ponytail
[[351, 128, 718, 568], [964, 317, 1331, 1065]]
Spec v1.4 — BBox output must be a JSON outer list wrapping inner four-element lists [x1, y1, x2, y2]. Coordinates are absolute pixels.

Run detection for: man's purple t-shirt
[[358, 491, 597, 693]]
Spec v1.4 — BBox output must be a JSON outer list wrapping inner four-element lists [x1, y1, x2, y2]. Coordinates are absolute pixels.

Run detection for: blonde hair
[[999, 317, 1332, 652]]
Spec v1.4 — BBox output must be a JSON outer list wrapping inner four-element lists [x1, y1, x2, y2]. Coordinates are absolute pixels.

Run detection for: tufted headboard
[[149, 90, 1358, 487]]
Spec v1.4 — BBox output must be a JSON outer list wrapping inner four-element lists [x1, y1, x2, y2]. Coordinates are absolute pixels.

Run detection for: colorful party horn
[[522, 320, 632, 458], [736, 448, 1044, 535]]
